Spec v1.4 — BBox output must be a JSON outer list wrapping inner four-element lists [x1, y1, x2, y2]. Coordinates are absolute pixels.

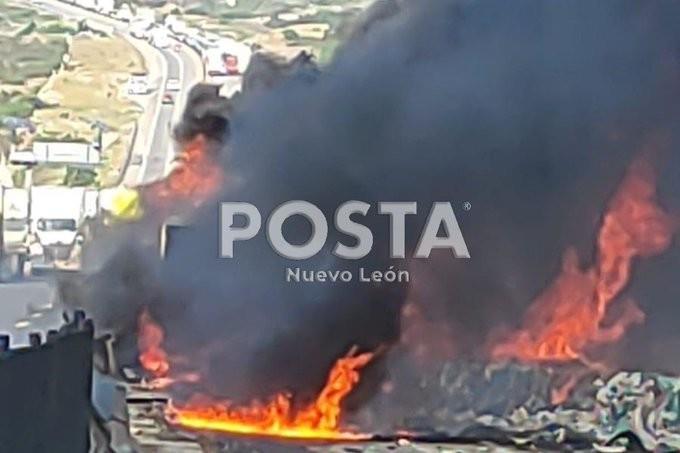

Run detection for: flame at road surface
[[138, 309, 200, 389], [137, 311, 373, 439], [166, 347, 374, 440], [491, 157, 677, 364]]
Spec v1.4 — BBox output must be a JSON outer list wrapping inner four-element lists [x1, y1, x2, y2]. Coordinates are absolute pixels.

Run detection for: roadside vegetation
[[0, 0, 146, 189], [175, 0, 370, 64], [0, 0, 79, 120], [31, 35, 146, 187]]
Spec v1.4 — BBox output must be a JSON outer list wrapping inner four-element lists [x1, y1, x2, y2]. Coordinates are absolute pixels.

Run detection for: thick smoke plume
[[70, 0, 680, 411]]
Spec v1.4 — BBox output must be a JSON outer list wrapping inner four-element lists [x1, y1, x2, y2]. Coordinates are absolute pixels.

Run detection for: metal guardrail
[[111, 119, 138, 188]]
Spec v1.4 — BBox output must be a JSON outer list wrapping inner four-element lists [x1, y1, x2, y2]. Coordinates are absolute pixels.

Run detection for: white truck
[[204, 39, 252, 86], [164, 15, 187, 35], [114, 4, 134, 22], [0, 187, 30, 281], [73, 0, 97, 10], [95, 0, 115, 15], [127, 72, 149, 95], [129, 18, 153, 39], [28, 186, 99, 272], [149, 26, 170, 49]]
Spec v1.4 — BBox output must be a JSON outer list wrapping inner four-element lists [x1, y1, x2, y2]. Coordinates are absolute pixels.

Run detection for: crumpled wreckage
[[477, 371, 680, 451]]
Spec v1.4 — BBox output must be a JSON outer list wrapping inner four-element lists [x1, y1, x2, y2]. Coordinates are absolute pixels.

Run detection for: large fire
[[166, 348, 374, 440], [138, 310, 374, 440], [491, 157, 677, 364], [134, 131, 377, 439], [143, 134, 224, 208], [136, 132, 678, 434]]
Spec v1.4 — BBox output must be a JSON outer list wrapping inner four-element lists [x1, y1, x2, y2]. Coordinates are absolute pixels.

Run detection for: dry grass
[[31, 34, 146, 186], [0, 0, 78, 119], [282, 23, 330, 41]]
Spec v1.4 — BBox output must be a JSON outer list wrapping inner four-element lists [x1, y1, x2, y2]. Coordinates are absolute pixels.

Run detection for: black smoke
[[174, 84, 232, 144], [72, 0, 680, 412], [242, 51, 319, 94]]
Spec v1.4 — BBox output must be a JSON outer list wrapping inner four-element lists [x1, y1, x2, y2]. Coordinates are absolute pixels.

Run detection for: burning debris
[[137, 310, 374, 440], [64, 0, 680, 449], [165, 348, 374, 441], [142, 134, 225, 210], [137, 308, 169, 379], [242, 51, 319, 95]]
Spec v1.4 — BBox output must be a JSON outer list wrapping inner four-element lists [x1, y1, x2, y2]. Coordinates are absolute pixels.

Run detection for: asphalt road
[[141, 103, 174, 182], [0, 281, 60, 347], [26, 0, 202, 185], [2, 0, 130, 344], [141, 48, 178, 183], [141, 44, 202, 183]]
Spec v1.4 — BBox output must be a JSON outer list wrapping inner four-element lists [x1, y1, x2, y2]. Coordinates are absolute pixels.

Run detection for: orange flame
[[138, 308, 170, 378], [491, 157, 677, 364], [136, 310, 373, 439], [144, 134, 224, 208], [166, 348, 374, 440]]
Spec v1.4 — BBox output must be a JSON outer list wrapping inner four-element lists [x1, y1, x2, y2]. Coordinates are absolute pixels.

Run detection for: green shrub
[[64, 167, 97, 187], [38, 21, 79, 35], [0, 96, 35, 119], [14, 20, 36, 37], [282, 29, 299, 41]]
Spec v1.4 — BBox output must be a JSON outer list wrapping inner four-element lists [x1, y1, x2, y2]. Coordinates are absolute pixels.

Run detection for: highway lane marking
[[164, 43, 186, 176], [14, 319, 30, 329], [139, 43, 169, 184]]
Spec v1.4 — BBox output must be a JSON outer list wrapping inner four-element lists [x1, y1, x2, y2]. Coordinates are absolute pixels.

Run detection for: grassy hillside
[[0, 0, 80, 119], [179, 0, 373, 64]]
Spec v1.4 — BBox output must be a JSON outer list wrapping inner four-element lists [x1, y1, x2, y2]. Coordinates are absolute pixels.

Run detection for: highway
[[140, 44, 201, 183], [139, 48, 178, 183], [25, 0, 203, 185], [0, 280, 59, 346], [1, 0, 203, 343]]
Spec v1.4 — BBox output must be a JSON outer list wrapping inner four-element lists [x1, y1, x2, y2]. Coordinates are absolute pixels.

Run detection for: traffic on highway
[[0, 0, 243, 341], [8, 2, 673, 453]]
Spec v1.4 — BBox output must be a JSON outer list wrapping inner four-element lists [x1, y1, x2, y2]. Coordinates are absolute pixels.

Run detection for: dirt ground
[[31, 34, 146, 186]]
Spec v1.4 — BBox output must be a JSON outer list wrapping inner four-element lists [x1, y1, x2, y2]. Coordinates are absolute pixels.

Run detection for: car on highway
[[130, 154, 143, 166], [165, 78, 181, 92], [129, 18, 152, 39], [162, 93, 175, 105], [113, 4, 133, 22], [127, 72, 149, 95], [150, 27, 171, 49], [174, 43, 182, 52]]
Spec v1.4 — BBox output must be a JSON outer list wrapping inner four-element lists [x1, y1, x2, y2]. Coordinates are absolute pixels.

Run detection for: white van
[[127, 72, 149, 95], [165, 78, 181, 92]]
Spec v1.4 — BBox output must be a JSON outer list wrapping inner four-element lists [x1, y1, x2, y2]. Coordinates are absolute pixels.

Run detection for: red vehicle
[[162, 93, 174, 105], [224, 54, 239, 75], [205, 50, 241, 77]]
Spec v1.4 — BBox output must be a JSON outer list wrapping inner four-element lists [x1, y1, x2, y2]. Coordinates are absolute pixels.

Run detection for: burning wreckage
[[55, 0, 680, 451]]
